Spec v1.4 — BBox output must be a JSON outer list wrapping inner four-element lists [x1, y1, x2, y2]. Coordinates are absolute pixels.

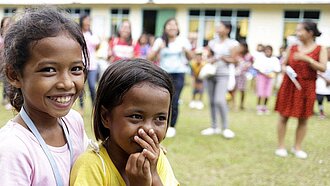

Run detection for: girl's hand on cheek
[[126, 152, 152, 186]]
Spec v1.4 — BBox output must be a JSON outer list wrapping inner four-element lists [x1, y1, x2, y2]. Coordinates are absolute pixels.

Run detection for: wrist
[[152, 174, 162, 186]]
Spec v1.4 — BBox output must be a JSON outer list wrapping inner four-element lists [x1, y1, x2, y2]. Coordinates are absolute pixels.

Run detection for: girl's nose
[[141, 119, 154, 133], [57, 74, 74, 90]]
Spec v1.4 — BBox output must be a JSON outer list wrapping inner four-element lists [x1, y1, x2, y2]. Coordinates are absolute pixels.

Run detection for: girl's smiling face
[[15, 33, 85, 118], [165, 19, 179, 38], [119, 21, 131, 39], [102, 82, 170, 156], [217, 22, 230, 37]]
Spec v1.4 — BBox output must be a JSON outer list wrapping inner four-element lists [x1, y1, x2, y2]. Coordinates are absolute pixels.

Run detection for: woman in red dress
[[274, 21, 327, 159]]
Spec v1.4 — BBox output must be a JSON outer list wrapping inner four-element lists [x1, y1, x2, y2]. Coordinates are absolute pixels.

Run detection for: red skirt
[[275, 75, 316, 118]]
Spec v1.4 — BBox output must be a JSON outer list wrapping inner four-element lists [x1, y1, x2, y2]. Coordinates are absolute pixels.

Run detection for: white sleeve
[[151, 38, 163, 52], [183, 37, 192, 50], [208, 39, 215, 50], [273, 57, 281, 73], [231, 39, 240, 49]]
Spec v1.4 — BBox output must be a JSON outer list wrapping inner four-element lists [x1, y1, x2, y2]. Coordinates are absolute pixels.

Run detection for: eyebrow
[[126, 108, 168, 115], [36, 60, 84, 67]]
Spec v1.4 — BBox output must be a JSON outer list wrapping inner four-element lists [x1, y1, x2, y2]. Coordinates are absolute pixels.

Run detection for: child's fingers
[[136, 129, 157, 152], [126, 153, 138, 172], [136, 152, 147, 170], [142, 148, 157, 162], [126, 152, 146, 173], [134, 135, 152, 152], [126, 152, 152, 185], [142, 157, 151, 175], [148, 129, 159, 148]]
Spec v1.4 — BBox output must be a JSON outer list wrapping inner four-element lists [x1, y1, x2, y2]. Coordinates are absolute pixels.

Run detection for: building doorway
[[143, 10, 157, 35], [143, 9, 176, 37]]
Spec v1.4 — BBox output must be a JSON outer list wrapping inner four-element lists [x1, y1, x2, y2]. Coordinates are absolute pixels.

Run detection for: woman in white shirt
[[148, 18, 194, 138]]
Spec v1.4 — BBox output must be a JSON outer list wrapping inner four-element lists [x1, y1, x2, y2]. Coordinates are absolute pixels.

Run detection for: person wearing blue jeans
[[169, 73, 185, 128], [78, 14, 100, 115], [148, 18, 194, 137]]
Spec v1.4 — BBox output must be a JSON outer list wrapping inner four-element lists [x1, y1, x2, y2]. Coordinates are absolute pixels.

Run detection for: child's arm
[[147, 38, 165, 62], [221, 45, 241, 65]]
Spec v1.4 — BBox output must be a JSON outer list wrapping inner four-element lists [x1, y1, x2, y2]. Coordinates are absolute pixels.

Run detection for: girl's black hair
[[93, 58, 174, 141], [239, 39, 249, 55], [3, 6, 89, 111], [79, 13, 91, 33], [301, 20, 322, 37], [161, 18, 180, 47]]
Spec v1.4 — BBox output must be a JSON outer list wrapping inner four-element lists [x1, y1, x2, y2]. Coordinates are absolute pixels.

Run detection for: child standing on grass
[[232, 41, 254, 110], [70, 59, 179, 185], [189, 48, 206, 110], [0, 6, 89, 185], [253, 45, 281, 115]]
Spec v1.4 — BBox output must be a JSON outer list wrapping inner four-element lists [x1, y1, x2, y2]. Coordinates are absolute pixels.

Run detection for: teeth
[[51, 96, 71, 104]]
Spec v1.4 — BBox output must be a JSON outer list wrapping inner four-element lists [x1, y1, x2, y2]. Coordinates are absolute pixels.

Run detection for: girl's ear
[[100, 105, 111, 129], [5, 65, 22, 88]]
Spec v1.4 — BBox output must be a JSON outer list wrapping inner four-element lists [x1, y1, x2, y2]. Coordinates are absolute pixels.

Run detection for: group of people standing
[[186, 20, 329, 160]]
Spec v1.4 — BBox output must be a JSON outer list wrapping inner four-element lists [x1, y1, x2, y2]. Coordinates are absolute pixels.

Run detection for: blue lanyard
[[20, 107, 74, 186]]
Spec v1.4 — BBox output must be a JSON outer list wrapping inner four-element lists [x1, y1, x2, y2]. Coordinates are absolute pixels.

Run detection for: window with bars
[[283, 10, 320, 44], [110, 8, 130, 37], [66, 8, 91, 23], [188, 9, 250, 47], [3, 8, 16, 17]]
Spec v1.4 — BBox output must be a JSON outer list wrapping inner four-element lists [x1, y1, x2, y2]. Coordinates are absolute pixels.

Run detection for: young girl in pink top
[[108, 20, 140, 62], [0, 6, 89, 185], [253, 45, 281, 114]]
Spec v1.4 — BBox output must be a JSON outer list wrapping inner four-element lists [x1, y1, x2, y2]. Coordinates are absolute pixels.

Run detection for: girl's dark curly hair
[[3, 6, 89, 111]]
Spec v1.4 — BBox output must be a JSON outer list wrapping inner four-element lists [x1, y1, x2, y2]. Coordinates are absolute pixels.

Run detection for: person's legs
[[256, 74, 264, 113], [277, 114, 289, 149], [275, 114, 289, 157], [240, 90, 245, 110], [264, 97, 268, 105], [316, 94, 324, 116], [263, 78, 273, 112], [214, 76, 229, 129], [87, 70, 98, 105], [294, 118, 308, 151], [169, 73, 185, 128], [206, 77, 218, 129], [263, 97, 269, 114]]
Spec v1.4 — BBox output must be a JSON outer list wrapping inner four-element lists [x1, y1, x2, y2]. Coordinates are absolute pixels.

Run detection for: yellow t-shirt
[[70, 144, 179, 186], [190, 60, 206, 78]]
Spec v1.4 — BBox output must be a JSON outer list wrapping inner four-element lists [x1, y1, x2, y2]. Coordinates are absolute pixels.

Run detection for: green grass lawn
[[1, 78, 329, 185]]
